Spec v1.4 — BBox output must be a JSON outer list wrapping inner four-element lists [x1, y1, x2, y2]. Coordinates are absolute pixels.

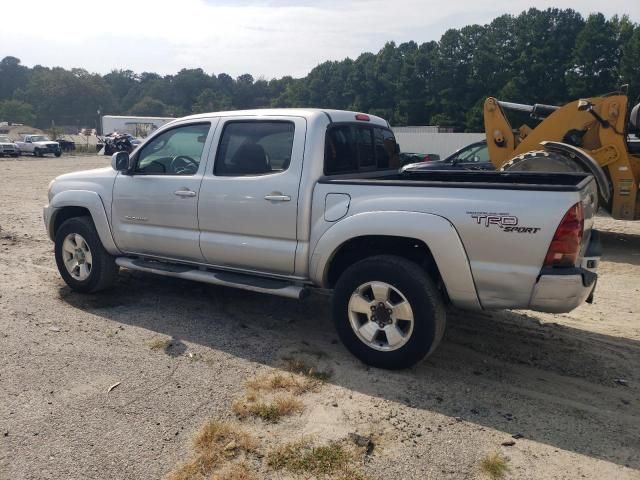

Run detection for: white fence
[[392, 127, 484, 159]]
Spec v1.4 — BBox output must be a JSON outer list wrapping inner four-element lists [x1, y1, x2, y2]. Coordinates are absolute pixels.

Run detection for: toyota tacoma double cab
[[44, 109, 601, 369], [17, 135, 61, 157]]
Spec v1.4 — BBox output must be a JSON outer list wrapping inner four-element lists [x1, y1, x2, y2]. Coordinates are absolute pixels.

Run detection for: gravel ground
[[1, 155, 639, 480]]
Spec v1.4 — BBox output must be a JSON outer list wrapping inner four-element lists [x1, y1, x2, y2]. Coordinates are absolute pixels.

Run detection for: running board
[[115, 257, 307, 300]]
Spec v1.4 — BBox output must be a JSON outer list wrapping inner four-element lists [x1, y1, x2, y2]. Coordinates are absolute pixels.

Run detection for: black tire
[[500, 150, 583, 173], [54, 151, 62, 157], [332, 255, 446, 369], [34, 148, 41, 157], [501, 149, 611, 211], [54, 216, 119, 293]]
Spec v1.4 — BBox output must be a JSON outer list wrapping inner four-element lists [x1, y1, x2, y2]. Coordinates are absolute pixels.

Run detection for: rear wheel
[[332, 255, 446, 369], [54, 217, 118, 293]]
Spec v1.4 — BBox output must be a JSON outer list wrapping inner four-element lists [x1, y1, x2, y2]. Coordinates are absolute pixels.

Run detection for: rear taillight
[[543, 202, 584, 268]]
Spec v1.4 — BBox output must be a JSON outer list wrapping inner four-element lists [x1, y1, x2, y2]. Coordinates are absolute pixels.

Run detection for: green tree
[[0, 99, 35, 124], [567, 13, 619, 97], [128, 96, 169, 116], [621, 27, 640, 95], [0, 56, 30, 100], [192, 88, 232, 113]]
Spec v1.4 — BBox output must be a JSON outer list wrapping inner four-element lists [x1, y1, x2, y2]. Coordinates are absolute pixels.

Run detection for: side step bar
[[115, 257, 307, 300]]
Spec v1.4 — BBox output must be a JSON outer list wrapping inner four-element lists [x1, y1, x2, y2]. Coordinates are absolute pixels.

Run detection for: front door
[[111, 120, 217, 262], [198, 117, 305, 275]]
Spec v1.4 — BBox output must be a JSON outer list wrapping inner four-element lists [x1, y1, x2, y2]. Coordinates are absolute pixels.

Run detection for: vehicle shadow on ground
[[59, 268, 640, 470]]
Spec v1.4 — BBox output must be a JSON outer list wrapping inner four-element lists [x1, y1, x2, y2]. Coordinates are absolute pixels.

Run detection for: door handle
[[174, 189, 197, 197], [264, 193, 291, 202]]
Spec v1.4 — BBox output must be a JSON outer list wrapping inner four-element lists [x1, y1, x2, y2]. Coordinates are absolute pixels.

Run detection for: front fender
[[46, 190, 121, 255], [310, 211, 481, 310]]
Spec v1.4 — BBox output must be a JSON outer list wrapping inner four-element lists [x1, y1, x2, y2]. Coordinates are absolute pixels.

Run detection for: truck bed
[[319, 170, 593, 192]]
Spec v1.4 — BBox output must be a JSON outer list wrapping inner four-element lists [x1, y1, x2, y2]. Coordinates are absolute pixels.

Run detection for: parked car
[[399, 152, 440, 166], [44, 109, 600, 369], [15, 135, 61, 157], [0, 135, 20, 157], [55, 138, 76, 152], [402, 141, 493, 172]]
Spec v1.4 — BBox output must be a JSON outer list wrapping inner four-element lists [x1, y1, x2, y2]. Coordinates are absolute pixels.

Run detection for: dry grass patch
[[284, 358, 332, 382], [148, 337, 172, 351], [480, 451, 509, 479], [245, 371, 321, 396], [168, 420, 258, 480], [267, 439, 369, 479], [232, 393, 303, 423], [210, 462, 256, 480]]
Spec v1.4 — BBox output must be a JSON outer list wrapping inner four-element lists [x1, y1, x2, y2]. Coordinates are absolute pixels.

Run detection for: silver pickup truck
[[44, 109, 601, 368]]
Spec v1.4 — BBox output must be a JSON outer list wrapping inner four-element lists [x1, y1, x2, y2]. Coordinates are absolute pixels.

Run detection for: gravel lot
[[1, 155, 639, 479]]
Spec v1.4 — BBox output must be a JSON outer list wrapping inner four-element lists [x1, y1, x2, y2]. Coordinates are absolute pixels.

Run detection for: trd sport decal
[[466, 211, 541, 234]]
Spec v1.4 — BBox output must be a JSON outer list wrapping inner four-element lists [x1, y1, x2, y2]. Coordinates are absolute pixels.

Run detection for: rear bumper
[[529, 230, 600, 313], [529, 268, 597, 313]]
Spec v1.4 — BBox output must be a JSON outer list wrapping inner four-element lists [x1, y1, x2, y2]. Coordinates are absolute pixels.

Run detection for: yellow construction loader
[[483, 91, 640, 220]]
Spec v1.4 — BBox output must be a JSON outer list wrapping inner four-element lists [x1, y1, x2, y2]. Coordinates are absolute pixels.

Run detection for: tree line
[[1, 7, 639, 132]]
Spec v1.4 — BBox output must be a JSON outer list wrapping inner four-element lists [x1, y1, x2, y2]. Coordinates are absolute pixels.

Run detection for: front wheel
[[332, 255, 446, 369], [54, 151, 62, 157], [54, 217, 119, 293]]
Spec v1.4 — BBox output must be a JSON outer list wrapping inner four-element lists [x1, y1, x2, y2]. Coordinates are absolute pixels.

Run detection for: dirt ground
[[1, 155, 638, 480]]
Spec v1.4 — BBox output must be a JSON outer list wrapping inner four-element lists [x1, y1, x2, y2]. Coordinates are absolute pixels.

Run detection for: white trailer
[[101, 115, 175, 138]]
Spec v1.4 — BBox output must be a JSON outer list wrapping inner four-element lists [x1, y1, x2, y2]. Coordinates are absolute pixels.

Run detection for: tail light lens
[[544, 202, 584, 268]]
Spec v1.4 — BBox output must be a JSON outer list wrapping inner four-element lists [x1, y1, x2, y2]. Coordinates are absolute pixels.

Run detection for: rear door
[[111, 120, 217, 262], [198, 116, 306, 274]]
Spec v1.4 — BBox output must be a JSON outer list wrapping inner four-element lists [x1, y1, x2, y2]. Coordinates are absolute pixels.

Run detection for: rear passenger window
[[325, 124, 399, 175], [215, 121, 294, 176]]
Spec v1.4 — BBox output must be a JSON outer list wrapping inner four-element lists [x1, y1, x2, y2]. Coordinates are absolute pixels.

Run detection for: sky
[[2, 0, 639, 79]]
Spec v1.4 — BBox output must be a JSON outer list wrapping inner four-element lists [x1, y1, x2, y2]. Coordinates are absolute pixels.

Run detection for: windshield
[[29, 135, 50, 142], [0, 136, 11, 143], [448, 143, 488, 163]]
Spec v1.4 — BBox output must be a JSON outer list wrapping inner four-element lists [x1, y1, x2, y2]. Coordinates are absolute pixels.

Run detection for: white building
[[392, 126, 484, 158]]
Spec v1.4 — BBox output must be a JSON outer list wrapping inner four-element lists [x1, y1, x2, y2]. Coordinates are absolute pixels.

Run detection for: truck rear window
[[325, 124, 399, 175]]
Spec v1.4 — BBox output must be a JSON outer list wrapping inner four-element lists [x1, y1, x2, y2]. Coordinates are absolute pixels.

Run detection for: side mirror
[[112, 151, 131, 172], [577, 99, 593, 112], [26, 139, 31, 143]]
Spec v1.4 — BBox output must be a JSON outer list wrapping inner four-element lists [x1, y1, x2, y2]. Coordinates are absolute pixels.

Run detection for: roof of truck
[[173, 108, 390, 128]]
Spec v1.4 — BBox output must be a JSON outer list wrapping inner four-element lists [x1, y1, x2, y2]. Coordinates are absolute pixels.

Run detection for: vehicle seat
[[231, 143, 270, 173]]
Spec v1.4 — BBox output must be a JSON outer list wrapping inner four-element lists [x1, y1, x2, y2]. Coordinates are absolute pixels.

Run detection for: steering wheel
[[170, 155, 198, 175]]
